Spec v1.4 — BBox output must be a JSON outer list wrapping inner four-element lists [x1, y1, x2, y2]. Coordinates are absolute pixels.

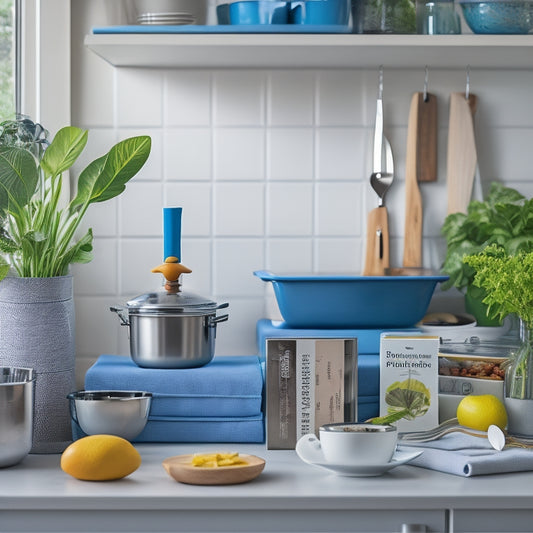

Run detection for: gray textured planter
[[0, 276, 75, 453]]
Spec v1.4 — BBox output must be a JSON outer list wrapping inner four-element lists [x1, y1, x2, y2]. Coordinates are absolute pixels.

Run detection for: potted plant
[[463, 244, 533, 436], [441, 182, 533, 326], [0, 116, 151, 452]]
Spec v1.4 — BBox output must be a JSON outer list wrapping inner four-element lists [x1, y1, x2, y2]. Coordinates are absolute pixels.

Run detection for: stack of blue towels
[[84, 355, 265, 443]]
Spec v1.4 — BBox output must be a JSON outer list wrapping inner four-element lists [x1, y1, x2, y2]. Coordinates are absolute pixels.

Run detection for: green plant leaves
[[464, 244, 533, 328], [441, 183, 533, 292], [40, 127, 88, 178], [71, 136, 151, 210], [0, 146, 39, 213], [0, 122, 151, 279]]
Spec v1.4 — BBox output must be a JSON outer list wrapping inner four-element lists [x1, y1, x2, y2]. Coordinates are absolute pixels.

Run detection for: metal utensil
[[363, 68, 394, 276], [67, 390, 152, 441], [399, 418, 533, 451], [0, 367, 35, 467]]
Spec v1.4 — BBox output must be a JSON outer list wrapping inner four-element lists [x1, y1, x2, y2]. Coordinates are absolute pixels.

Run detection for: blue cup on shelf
[[227, 1, 291, 24], [290, 0, 350, 24], [217, 3, 231, 24]]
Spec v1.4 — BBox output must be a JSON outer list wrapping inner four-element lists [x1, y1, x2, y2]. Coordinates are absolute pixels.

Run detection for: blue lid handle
[[163, 207, 182, 262]]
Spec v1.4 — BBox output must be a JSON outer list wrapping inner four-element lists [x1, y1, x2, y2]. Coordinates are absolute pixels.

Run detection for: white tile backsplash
[[316, 127, 368, 181], [116, 69, 164, 127], [268, 128, 314, 181], [315, 237, 363, 273], [266, 239, 313, 272], [317, 70, 366, 126], [214, 182, 265, 236], [165, 71, 212, 126], [119, 182, 164, 236], [165, 182, 212, 236], [213, 71, 266, 126], [119, 238, 164, 295], [164, 128, 212, 180], [316, 182, 363, 236], [213, 239, 264, 297], [266, 182, 313, 236], [71, 3, 533, 371], [268, 71, 315, 126], [214, 127, 265, 180], [72, 238, 118, 296]]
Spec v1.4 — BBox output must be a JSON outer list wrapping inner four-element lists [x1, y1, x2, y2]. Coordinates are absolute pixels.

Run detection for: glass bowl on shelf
[[458, 0, 533, 34]]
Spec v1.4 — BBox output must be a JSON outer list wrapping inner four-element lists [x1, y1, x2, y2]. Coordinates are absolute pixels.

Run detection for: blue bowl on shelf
[[458, 0, 533, 33], [221, 1, 291, 24], [290, 0, 350, 24]]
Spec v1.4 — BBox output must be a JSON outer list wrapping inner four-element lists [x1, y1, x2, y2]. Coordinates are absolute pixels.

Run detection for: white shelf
[[85, 33, 533, 69]]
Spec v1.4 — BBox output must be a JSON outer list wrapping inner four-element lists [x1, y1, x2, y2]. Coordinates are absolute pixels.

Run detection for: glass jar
[[415, 0, 461, 34], [505, 319, 533, 400], [352, 0, 416, 33]]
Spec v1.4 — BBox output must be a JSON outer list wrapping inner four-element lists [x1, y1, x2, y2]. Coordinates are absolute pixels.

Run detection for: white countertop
[[4, 443, 533, 509], [3, 443, 533, 532]]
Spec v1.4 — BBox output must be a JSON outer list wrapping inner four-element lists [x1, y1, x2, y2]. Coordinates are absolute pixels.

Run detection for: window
[[0, 0, 16, 118]]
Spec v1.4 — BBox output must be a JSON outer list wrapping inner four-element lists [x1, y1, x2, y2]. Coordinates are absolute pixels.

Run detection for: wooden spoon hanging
[[403, 92, 437, 268], [447, 92, 478, 215]]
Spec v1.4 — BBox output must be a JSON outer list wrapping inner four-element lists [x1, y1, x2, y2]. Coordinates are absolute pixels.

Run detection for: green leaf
[[0, 256, 9, 281], [40, 126, 88, 178], [441, 182, 533, 292], [0, 146, 39, 213], [60, 228, 94, 268], [0, 229, 19, 253], [70, 136, 151, 209], [368, 409, 411, 425]]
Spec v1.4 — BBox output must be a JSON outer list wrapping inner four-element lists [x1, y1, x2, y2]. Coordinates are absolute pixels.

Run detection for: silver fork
[[398, 418, 486, 442], [399, 418, 533, 450]]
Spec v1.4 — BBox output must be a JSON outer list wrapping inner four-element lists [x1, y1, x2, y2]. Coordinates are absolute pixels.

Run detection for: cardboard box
[[266, 338, 357, 449], [379, 334, 439, 432]]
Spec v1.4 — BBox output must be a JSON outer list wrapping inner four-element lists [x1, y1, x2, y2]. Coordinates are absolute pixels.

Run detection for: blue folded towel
[[133, 414, 264, 443], [85, 355, 264, 418]]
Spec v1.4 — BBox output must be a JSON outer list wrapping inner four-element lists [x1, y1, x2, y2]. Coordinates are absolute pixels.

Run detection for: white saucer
[[295, 442, 423, 477]]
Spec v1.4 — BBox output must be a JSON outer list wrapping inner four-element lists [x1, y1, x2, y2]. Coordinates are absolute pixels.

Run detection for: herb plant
[[441, 182, 533, 293], [463, 245, 533, 329], [464, 245, 533, 400], [0, 117, 151, 280]]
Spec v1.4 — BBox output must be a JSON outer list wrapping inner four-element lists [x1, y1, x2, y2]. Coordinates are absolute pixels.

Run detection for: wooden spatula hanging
[[446, 92, 478, 215], [403, 91, 438, 268]]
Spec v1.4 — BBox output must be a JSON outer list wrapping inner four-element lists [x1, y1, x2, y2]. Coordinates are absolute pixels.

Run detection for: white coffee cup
[[297, 423, 398, 466]]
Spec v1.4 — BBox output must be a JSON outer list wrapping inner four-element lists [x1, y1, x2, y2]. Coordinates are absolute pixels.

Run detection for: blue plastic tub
[[254, 270, 448, 329]]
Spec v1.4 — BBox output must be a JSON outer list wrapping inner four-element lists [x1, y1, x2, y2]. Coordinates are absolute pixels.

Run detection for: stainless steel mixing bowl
[[67, 390, 152, 441], [0, 367, 35, 468]]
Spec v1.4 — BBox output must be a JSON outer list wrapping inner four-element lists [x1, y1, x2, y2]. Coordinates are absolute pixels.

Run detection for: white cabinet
[[452, 509, 533, 533], [84, 34, 533, 69]]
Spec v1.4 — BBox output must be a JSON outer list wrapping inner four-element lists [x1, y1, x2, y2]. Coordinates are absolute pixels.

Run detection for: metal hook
[[423, 66, 429, 102], [378, 65, 384, 100], [465, 65, 471, 100]]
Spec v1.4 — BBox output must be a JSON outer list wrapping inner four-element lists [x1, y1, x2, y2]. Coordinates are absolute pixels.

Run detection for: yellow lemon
[[61, 435, 141, 481], [456, 394, 508, 431]]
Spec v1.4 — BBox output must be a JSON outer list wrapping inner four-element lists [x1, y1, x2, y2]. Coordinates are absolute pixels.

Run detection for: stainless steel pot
[[0, 367, 35, 467], [111, 291, 228, 369]]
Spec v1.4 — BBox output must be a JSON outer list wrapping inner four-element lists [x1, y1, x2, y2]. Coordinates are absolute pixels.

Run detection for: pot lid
[[126, 290, 221, 314]]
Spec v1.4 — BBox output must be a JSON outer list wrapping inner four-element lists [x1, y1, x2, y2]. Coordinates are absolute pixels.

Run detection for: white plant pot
[[504, 397, 533, 437]]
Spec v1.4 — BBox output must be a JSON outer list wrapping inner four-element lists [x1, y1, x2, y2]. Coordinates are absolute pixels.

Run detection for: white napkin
[[398, 433, 533, 477]]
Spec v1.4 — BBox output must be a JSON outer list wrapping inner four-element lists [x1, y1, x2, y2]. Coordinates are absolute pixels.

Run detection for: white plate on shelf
[[295, 439, 423, 477]]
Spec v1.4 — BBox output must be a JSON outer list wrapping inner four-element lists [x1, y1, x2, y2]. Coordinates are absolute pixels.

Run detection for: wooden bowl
[[162, 454, 265, 485]]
